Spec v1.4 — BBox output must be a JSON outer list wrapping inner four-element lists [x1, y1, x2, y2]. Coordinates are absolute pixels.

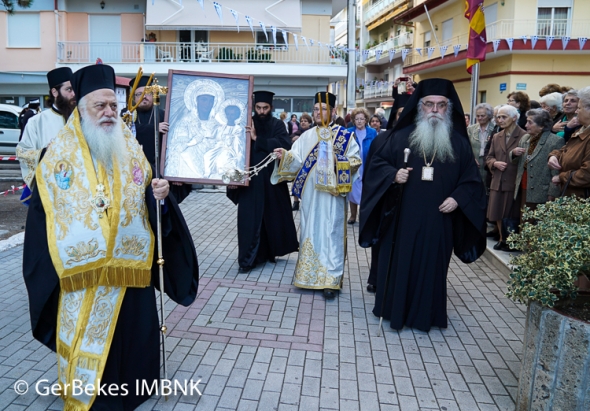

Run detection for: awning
[[146, 0, 302, 32]]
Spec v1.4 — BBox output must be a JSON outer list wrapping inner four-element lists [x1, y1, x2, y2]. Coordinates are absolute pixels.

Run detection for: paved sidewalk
[[0, 190, 526, 411]]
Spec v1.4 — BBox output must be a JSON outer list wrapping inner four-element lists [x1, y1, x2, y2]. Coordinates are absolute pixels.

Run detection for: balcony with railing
[[362, 32, 413, 65], [364, 0, 411, 27], [56, 41, 347, 66], [403, 19, 590, 67]]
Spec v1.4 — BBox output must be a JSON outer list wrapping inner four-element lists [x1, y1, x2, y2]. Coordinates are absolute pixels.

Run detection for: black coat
[[23, 163, 199, 410], [226, 116, 298, 269], [359, 126, 486, 331]]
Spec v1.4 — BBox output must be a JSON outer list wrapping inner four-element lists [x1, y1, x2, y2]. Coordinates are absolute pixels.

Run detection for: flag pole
[[469, 63, 480, 125]]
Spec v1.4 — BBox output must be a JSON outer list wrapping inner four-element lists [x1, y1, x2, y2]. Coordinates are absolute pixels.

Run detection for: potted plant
[[505, 196, 590, 410], [218, 47, 242, 62]]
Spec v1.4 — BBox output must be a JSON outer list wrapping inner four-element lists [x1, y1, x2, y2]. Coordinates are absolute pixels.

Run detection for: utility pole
[[346, 0, 356, 114]]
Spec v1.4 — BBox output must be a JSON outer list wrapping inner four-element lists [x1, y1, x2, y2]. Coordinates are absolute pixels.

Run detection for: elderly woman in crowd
[[548, 85, 590, 289], [347, 107, 376, 224], [510, 109, 563, 217], [369, 114, 384, 132], [486, 105, 527, 251], [467, 103, 495, 183], [548, 85, 590, 198], [507, 91, 530, 129], [539, 92, 564, 124], [552, 89, 582, 140]]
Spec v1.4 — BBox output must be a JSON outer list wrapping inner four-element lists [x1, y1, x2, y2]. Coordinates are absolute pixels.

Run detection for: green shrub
[[506, 196, 590, 307]]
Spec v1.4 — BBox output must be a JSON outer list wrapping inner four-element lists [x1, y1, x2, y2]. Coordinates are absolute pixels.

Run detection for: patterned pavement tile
[[0, 189, 527, 411]]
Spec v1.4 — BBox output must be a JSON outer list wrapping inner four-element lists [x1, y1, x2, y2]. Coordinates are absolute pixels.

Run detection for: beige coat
[[486, 126, 527, 192]]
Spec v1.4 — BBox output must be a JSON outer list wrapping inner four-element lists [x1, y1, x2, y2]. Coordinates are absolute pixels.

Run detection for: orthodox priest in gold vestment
[[22, 64, 199, 411], [271, 92, 361, 299]]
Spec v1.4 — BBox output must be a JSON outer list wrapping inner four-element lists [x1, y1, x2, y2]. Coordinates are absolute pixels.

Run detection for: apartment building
[[0, 0, 348, 114], [397, 0, 590, 108], [331, 0, 414, 115]]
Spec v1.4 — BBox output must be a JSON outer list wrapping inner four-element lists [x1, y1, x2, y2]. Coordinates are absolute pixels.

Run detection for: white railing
[[364, 0, 410, 25], [56, 42, 347, 65], [362, 32, 412, 64], [403, 19, 590, 67], [362, 83, 392, 99]]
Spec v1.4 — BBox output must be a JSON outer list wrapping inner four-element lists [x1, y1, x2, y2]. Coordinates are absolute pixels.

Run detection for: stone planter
[[516, 297, 590, 410]]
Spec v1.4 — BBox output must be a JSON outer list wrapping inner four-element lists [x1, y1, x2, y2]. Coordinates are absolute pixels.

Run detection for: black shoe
[[366, 284, 376, 293], [238, 266, 253, 273], [292, 201, 299, 211], [348, 219, 356, 225], [323, 289, 336, 299], [493, 241, 506, 251]]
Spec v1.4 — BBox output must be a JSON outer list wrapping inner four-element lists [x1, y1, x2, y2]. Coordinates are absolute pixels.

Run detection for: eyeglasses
[[507, 99, 517, 103], [421, 101, 448, 110], [313, 107, 329, 112], [134, 92, 146, 98]]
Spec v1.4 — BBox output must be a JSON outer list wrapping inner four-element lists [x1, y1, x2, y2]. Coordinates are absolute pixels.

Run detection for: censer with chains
[[221, 151, 279, 184]]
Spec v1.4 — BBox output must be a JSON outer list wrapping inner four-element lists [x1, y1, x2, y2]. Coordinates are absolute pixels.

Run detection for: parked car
[[0, 104, 22, 155]]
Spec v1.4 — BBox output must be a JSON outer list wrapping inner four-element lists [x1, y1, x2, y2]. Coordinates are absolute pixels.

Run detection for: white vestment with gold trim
[[271, 125, 361, 290]]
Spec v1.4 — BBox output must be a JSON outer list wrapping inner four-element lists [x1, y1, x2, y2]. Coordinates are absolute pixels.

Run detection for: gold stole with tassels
[[36, 109, 154, 410]]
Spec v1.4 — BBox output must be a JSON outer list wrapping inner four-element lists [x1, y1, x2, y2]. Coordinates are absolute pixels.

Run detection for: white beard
[[80, 115, 127, 170], [409, 105, 455, 163]]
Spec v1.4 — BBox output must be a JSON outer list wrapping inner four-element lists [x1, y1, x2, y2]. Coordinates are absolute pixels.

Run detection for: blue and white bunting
[[439, 45, 448, 58], [427, 47, 435, 59], [375, 49, 383, 62], [245, 15, 255, 38], [293, 33, 299, 50], [401, 48, 409, 62], [270, 26, 277, 48], [453, 44, 461, 57], [362, 49, 369, 63], [309, 39, 314, 47], [521, 35, 528, 45], [301, 36, 309, 51], [259, 21, 268, 42], [561, 36, 570, 50], [415, 47, 422, 56], [388, 49, 395, 62], [546, 36, 555, 49], [580, 37, 588, 50], [531, 35, 538, 49], [506, 38, 514, 51], [492, 39, 501, 53], [197, 0, 204, 10], [212, 2, 223, 24], [230, 9, 239, 32], [281, 30, 288, 48]]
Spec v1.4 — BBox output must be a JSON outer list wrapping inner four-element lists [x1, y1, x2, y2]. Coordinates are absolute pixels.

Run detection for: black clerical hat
[[393, 78, 467, 138], [47, 67, 73, 89], [253, 91, 274, 105], [129, 75, 151, 89], [71, 64, 116, 100], [314, 92, 336, 108]]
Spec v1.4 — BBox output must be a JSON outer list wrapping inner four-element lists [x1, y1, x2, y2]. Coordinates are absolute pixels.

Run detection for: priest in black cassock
[[22, 64, 199, 410], [227, 91, 298, 272], [360, 78, 486, 332], [124, 75, 192, 203]]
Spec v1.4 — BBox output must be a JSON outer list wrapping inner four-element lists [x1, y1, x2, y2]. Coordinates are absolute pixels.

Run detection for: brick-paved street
[[0, 189, 526, 410]]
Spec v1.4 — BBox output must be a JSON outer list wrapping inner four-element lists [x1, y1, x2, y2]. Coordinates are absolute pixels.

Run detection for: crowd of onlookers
[[465, 84, 589, 267], [278, 82, 590, 266]]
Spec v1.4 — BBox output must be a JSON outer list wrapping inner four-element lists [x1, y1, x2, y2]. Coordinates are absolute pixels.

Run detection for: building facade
[[0, 0, 348, 115], [397, 0, 590, 109]]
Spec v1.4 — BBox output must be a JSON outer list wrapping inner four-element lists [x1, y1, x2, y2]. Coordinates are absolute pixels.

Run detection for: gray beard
[[81, 116, 127, 170], [409, 112, 455, 163]]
